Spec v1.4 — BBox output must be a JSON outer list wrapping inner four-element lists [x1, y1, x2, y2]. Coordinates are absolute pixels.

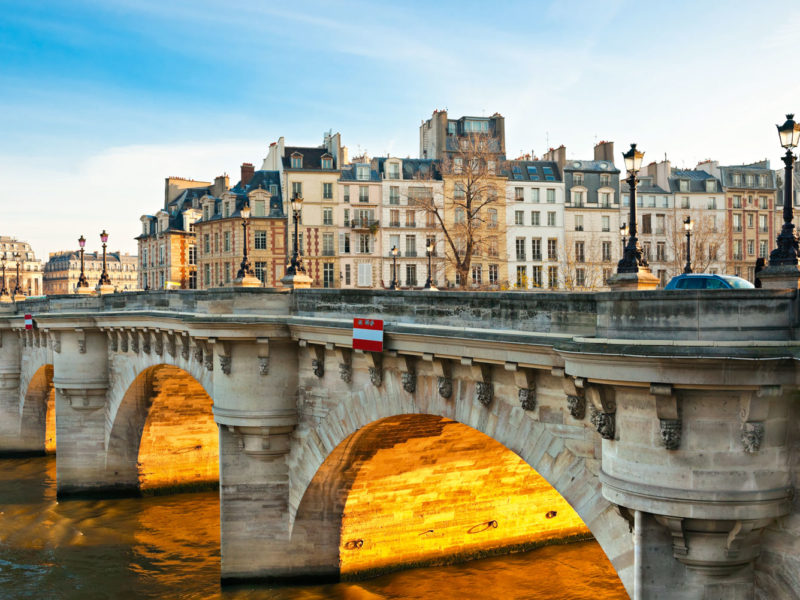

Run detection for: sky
[[2, 0, 800, 260]]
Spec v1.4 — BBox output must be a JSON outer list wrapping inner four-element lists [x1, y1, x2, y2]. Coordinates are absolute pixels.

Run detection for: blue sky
[[2, 0, 800, 258]]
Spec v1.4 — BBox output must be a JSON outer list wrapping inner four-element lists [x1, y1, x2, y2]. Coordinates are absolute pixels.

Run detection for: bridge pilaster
[[52, 328, 111, 497], [0, 328, 25, 454]]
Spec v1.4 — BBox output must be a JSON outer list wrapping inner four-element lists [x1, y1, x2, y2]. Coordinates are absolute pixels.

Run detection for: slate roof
[[621, 178, 670, 194], [563, 159, 619, 173], [340, 164, 381, 182], [504, 160, 562, 182], [206, 170, 285, 220], [668, 170, 722, 194], [373, 157, 442, 180], [282, 146, 338, 170], [718, 163, 777, 189]]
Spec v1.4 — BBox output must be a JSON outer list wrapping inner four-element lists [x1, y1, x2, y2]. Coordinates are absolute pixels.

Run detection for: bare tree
[[408, 136, 504, 288], [665, 213, 725, 275], [560, 240, 608, 291]]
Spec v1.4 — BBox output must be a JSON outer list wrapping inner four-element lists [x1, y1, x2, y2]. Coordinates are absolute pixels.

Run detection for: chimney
[[543, 145, 566, 171], [594, 141, 614, 164], [212, 174, 229, 197], [240, 163, 255, 187]]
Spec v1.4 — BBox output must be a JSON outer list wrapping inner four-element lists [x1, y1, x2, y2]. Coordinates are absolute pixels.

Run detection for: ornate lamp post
[[234, 203, 261, 287], [280, 193, 311, 289], [768, 114, 800, 266], [424, 241, 434, 289], [620, 222, 628, 247], [683, 216, 694, 274], [390, 246, 399, 290], [98, 230, 111, 286], [12, 252, 23, 297], [76, 235, 90, 291], [616, 144, 647, 273], [0, 255, 9, 301]]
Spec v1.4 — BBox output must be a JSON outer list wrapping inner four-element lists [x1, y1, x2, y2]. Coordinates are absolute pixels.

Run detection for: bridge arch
[[288, 368, 632, 588], [19, 363, 56, 454], [106, 363, 218, 494]]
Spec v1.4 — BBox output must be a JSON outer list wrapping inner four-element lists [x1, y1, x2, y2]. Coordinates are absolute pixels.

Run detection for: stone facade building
[[337, 162, 382, 289], [0, 237, 43, 296], [43, 250, 139, 294], [419, 109, 506, 161]]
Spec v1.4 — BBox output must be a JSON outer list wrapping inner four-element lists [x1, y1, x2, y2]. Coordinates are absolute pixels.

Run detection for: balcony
[[405, 250, 418, 257], [322, 249, 335, 256], [351, 219, 379, 231], [405, 222, 417, 228], [389, 221, 400, 227]]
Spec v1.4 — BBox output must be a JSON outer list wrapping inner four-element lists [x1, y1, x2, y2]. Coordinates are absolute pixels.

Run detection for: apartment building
[[337, 162, 382, 288]]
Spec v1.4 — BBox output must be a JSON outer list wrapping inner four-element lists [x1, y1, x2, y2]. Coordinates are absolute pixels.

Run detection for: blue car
[[664, 273, 754, 290]]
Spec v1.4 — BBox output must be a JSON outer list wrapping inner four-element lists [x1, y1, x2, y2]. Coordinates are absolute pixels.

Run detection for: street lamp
[[12, 252, 22, 297], [236, 202, 255, 280], [98, 230, 111, 286], [390, 246, 399, 290], [616, 143, 648, 273], [620, 222, 628, 247], [0, 255, 8, 298], [76, 235, 90, 290], [683, 216, 694, 274], [769, 114, 800, 266], [285, 193, 305, 276], [424, 240, 434, 289]]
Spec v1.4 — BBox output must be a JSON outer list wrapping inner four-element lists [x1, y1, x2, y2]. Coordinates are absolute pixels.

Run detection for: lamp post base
[[422, 285, 438, 291], [0, 294, 12, 303], [756, 264, 800, 289], [13, 294, 26, 302], [606, 269, 660, 291], [280, 271, 312, 290], [96, 284, 115, 295], [75, 286, 95, 295], [233, 274, 262, 288]]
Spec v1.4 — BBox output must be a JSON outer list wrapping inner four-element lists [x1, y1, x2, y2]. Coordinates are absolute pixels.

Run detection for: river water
[[0, 456, 628, 599]]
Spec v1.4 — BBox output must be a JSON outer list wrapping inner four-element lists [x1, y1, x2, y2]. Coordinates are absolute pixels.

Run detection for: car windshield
[[720, 276, 754, 289]]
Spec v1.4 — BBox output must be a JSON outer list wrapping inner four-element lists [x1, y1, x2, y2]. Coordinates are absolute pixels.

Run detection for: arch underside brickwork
[[287, 366, 633, 590], [19, 363, 55, 454]]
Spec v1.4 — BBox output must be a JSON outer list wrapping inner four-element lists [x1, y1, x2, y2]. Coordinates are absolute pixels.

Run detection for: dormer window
[[732, 173, 741, 186], [388, 162, 400, 179], [270, 184, 278, 195], [291, 153, 303, 169], [679, 180, 689, 192], [356, 165, 370, 181], [322, 157, 333, 169], [705, 180, 716, 192]]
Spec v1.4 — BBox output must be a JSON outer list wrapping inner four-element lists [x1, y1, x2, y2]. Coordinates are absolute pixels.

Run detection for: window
[[547, 212, 556, 227], [343, 209, 350, 227], [511, 165, 522, 180], [358, 263, 372, 287], [454, 182, 465, 198], [531, 211, 540, 226], [224, 232, 231, 252], [574, 173, 584, 185], [655, 214, 665, 235], [546, 188, 555, 203], [488, 264, 498, 285], [340, 233, 351, 254], [405, 235, 416, 257], [747, 213, 754, 228], [454, 158, 464, 174], [656, 242, 666, 261], [323, 208, 333, 226], [575, 268, 585, 287], [487, 160, 496, 174], [291, 154, 302, 169], [323, 183, 333, 199], [344, 264, 351, 285], [548, 266, 558, 289], [254, 261, 266, 283], [733, 195, 742, 208], [322, 157, 333, 169], [747, 240, 754, 256], [298, 232, 304, 256], [405, 264, 417, 287], [488, 209, 498, 228], [542, 167, 555, 181], [188, 271, 197, 289], [159, 245, 165, 265], [359, 186, 369, 202], [733, 214, 742, 232], [406, 210, 416, 227], [225, 262, 231, 283], [515, 187, 524, 201], [759, 196, 768, 209], [572, 190, 584, 205], [388, 162, 400, 179], [426, 212, 436, 228], [732, 173, 741, 186], [486, 237, 498, 257], [532, 238, 542, 261], [455, 207, 465, 224], [733, 241, 743, 260], [602, 241, 611, 261], [679, 180, 689, 192], [706, 180, 716, 192], [575, 241, 585, 263], [203, 264, 210, 288], [600, 192, 611, 207], [516, 266, 527, 288], [515, 238, 526, 261], [528, 265, 541, 287], [600, 174, 610, 186], [389, 186, 400, 205], [707, 198, 717, 210], [547, 238, 558, 260], [292, 181, 302, 198], [390, 234, 400, 252], [759, 175, 767, 187], [515, 211, 524, 226], [601, 216, 610, 232], [759, 214, 768, 232], [642, 214, 652, 234], [531, 188, 540, 203], [188, 245, 197, 265], [747, 174, 754, 187], [759, 240, 768, 258], [356, 166, 370, 181], [359, 234, 372, 254], [574, 215, 584, 231], [471, 264, 482, 285], [344, 186, 350, 203], [322, 233, 334, 256], [323, 263, 334, 288], [390, 209, 400, 227]]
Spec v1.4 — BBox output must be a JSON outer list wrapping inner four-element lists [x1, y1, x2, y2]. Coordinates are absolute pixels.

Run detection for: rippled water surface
[[0, 457, 628, 599]]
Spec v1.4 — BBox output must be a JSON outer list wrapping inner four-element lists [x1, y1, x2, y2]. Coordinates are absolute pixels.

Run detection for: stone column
[[212, 338, 299, 582], [0, 328, 26, 454], [53, 328, 110, 497]]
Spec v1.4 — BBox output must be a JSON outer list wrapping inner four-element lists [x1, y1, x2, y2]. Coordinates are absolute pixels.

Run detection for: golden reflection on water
[[0, 457, 627, 600]]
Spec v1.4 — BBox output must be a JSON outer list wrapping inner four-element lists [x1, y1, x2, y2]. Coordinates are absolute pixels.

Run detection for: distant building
[[504, 160, 565, 289], [43, 250, 138, 295], [419, 109, 506, 161], [0, 237, 43, 296], [195, 168, 286, 288], [337, 161, 382, 289]]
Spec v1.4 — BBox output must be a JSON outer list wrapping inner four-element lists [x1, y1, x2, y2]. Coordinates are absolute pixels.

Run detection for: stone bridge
[[1, 288, 799, 599]]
